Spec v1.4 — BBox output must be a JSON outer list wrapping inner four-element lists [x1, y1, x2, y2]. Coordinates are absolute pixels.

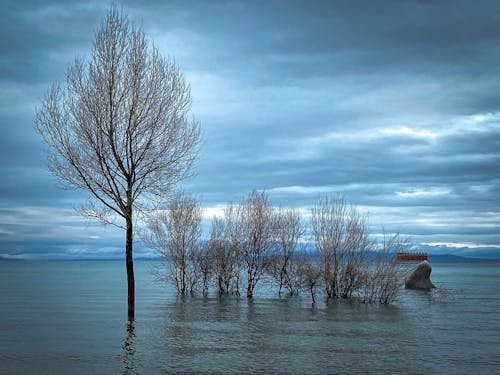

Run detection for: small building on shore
[[396, 252, 428, 262]]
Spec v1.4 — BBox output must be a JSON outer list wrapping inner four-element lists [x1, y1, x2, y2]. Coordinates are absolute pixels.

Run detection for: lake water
[[1, 260, 499, 374]]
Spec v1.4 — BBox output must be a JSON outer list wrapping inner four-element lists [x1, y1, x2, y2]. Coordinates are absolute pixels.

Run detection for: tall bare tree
[[35, 7, 200, 319]]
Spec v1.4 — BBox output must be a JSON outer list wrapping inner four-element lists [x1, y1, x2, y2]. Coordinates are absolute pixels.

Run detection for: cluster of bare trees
[[36, 5, 403, 320], [144, 191, 406, 304]]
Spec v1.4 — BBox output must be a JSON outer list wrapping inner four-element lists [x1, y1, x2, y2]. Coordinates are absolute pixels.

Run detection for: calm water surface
[[1, 260, 499, 374]]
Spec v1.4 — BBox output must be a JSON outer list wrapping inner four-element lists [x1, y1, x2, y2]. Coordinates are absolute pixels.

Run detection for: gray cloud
[[1, 0, 499, 259]]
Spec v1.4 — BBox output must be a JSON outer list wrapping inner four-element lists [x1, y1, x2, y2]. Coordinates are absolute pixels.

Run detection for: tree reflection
[[122, 320, 136, 375]]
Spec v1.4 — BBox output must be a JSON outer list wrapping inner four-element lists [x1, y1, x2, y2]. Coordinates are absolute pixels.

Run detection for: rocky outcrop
[[405, 260, 435, 289]]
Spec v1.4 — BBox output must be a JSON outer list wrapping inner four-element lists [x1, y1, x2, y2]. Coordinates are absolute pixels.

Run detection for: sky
[[1, 0, 499, 259]]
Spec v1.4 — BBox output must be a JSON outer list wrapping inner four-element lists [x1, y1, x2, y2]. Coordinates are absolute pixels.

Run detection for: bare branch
[[35, 6, 200, 225]]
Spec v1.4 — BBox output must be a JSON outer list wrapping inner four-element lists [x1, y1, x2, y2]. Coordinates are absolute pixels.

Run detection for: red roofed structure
[[396, 252, 428, 262]]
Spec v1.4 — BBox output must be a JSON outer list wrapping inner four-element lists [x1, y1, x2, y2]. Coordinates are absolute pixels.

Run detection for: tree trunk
[[126, 213, 135, 321], [247, 277, 253, 298], [310, 284, 316, 304]]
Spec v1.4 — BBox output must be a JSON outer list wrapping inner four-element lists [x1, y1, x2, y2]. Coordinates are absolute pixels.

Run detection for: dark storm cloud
[[0, 1, 104, 84], [1, 0, 499, 258], [133, 1, 500, 71], [194, 123, 500, 195], [129, 0, 500, 115]]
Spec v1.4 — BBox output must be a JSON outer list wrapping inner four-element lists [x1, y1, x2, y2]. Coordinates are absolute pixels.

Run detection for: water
[[1, 260, 499, 374]]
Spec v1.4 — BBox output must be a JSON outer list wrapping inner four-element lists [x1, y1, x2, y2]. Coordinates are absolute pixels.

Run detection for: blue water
[[1, 260, 499, 374]]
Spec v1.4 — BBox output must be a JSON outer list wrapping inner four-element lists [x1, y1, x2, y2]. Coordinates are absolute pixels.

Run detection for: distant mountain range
[[134, 253, 500, 263], [428, 254, 500, 263], [2, 250, 499, 262]]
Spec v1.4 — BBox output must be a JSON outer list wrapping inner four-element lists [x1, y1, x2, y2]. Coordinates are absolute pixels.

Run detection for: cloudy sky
[[1, 0, 499, 259]]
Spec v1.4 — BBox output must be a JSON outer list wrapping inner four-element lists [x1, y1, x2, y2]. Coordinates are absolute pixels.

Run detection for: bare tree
[[35, 7, 200, 319], [269, 207, 303, 296], [240, 191, 275, 298], [193, 241, 214, 296], [311, 195, 370, 299], [208, 204, 243, 295], [208, 216, 230, 294], [143, 192, 202, 295], [361, 233, 406, 304], [296, 252, 322, 304], [337, 210, 370, 299]]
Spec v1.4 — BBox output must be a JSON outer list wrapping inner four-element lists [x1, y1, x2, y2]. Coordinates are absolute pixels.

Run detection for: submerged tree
[[311, 195, 370, 299], [208, 205, 243, 295], [193, 240, 214, 296], [296, 252, 322, 304], [361, 233, 406, 304], [240, 191, 275, 298], [143, 192, 202, 295], [35, 7, 200, 319], [269, 207, 303, 296]]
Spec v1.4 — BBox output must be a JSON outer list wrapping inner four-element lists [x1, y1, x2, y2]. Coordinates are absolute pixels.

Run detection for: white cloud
[[202, 205, 226, 219], [269, 185, 336, 195], [461, 112, 500, 127], [422, 242, 500, 249], [378, 126, 438, 139], [396, 188, 450, 198], [288, 125, 439, 156], [0, 253, 32, 260]]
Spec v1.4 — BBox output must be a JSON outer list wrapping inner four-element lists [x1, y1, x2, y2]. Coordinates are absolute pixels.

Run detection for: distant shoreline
[[2, 254, 500, 262]]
